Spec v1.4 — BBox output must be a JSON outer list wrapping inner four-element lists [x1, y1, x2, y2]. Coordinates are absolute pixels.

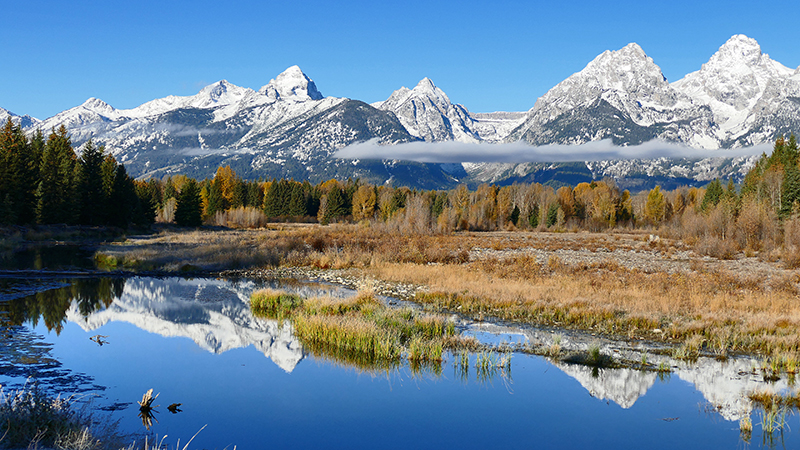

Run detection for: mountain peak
[[197, 79, 246, 104], [259, 66, 324, 101], [81, 97, 116, 116], [82, 97, 112, 109], [416, 77, 436, 89], [711, 34, 763, 67]]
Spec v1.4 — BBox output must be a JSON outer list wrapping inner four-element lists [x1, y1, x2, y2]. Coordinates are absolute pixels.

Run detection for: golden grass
[[365, 255, 800, 356], [103, 225, 800, 360], [250, 289, 457, 367]]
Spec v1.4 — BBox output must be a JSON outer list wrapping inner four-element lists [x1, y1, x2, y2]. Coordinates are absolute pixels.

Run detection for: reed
[[250, 289, 304, 320], [251, 289, 456, 367], [0, 382, 127, 450]]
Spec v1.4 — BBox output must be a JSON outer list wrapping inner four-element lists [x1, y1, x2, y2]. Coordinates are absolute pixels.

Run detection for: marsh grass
[[102, 226, 800, 361], [739, 415, 753, 442], [250, 289, 304, 320], [251, 289, 456, 368], [0, 382, 126, 450]]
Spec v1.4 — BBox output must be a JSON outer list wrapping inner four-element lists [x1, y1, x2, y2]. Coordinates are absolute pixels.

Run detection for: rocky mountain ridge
[[8, 35, 799, 190]]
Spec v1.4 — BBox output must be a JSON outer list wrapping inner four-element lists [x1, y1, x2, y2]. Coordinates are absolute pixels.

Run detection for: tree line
[[0, 120, 154, 227], [4, 117, 800, 261]]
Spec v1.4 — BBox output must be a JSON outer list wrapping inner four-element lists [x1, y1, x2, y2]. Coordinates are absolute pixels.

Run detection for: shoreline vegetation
[[250, 288, 466, 372], [90, 225, 800, 364]]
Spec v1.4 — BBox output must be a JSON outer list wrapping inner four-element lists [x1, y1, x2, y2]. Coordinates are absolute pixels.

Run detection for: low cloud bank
[[333, 139, 771, 164]]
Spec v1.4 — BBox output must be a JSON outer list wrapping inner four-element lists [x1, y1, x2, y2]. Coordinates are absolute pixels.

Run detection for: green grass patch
[[250, 289, 456, 368]]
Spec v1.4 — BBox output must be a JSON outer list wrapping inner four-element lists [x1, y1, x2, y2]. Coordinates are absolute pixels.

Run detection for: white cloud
[[333, 139, 772, 163]]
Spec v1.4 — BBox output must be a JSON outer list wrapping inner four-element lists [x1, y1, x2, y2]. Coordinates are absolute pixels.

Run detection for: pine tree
[[163, 177, 177, 200], [36, 127, 76, 224], [175, 178, 203, 227], [263, 179, 290, 217], [1, 119, 36, 224], [701, 179, 724, 211], [322, 184, 348, 224], [77, 140, 107, 225], [205, 178, 226, 218], [107, 164, 138, 228], [134, 180, 158, 226], [287, 182, 307, 217]]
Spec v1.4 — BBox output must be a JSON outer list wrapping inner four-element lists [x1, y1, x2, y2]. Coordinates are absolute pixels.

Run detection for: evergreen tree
[[163, 177, 177, 200], [323, 184, 348, 223], [287, 182, 307, 217], [701, 179, 724, 211], [175, 178, 203, 227], [135, 180, 158, 226], [36, 126, 76, 224], [509, 205, 520, 226], [107, 165, 138, 228], [304, 181, 321, 217], [263, 179, 290, 217], [431, 191, 447, 220], [528, 204, 540, 228], [77, 140, 107, 225], [545, 203, 559, 228], [781, 166, 800, 217], [1, 119, 36, 224], [244, 181, 262, 209], [205, 178, 226, 218]]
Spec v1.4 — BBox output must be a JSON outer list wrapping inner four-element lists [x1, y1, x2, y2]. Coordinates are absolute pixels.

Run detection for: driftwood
[[168, 402, 183, 413], [137, 389, 160, 429]]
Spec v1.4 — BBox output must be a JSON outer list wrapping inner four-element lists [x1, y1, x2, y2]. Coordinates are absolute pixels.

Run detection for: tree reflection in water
[[0, 278, 126, 334]]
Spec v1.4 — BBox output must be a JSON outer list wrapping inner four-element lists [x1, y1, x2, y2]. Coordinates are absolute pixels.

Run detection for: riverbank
[[93, 225, 800, 365]]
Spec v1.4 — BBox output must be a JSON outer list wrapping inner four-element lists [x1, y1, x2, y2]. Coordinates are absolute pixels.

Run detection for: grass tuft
[[251, 289, 456, 369]]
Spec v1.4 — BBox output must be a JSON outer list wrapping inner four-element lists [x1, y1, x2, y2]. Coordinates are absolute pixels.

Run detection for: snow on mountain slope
[[672, 35, 796, 141], [506, 42, 716, 147], [0, 107, 39, 129], [373, 78, 481, 143]]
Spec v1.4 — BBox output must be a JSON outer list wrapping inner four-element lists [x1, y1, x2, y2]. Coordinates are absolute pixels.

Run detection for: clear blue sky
[[3, 0, 798, 120]]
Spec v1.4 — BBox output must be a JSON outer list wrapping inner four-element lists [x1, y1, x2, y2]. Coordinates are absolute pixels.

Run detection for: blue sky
[[3, 0, 798, 120]]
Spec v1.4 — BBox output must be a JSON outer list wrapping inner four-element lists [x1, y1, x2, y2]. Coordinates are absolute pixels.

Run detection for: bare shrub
[[782, 217, 800, 268], [736, 198, 778, 251], [694, 234, 738, 260], [211, 207, 269, 228]]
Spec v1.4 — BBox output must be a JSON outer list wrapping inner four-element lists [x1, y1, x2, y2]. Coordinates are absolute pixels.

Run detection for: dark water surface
[[0, 244, 97, 271], [1, 277, 796, 449]]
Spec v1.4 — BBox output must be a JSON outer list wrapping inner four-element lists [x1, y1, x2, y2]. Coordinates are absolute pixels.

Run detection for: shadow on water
[[0, 244, 97, 271]]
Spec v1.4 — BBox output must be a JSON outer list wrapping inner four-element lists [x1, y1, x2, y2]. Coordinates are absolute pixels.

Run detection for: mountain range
[[6, 34, 799, 190]]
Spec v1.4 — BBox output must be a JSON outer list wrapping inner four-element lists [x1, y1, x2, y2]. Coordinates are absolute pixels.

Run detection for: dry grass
[[104, 225, 800, 359]]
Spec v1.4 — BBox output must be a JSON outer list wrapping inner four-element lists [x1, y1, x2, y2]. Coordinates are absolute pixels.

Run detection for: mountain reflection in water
[[1, 276, 799, 439]]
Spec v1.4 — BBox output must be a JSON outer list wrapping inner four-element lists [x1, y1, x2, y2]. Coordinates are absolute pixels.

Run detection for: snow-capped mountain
[[8, 35, 800, 190], [25, 66, 460, 188], [373, 77, 526, 143], [506, 42, 715, 147], [672, 34, 800, 147], [1, 107, 40, 129], [507, 35, 800, 150], [373, 78, 481, 143]]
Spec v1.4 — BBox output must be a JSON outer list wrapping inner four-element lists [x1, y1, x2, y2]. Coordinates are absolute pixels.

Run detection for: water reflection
[[1, 278, 123, 334], [2, 276, 800, 430]]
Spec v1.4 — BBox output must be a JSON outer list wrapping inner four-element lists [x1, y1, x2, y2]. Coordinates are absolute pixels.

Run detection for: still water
[[1, 276, 797, 449]]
